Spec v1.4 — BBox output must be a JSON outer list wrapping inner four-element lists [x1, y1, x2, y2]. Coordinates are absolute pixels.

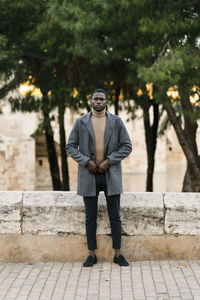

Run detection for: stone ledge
[[0, 234, 199, 263], [1, 191, 200, 236], [0, 191, 200, 262]]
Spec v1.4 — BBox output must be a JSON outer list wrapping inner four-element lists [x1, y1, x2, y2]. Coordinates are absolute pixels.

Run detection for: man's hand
[[98, 159, 110, 173], [86, 160, 98, 174]]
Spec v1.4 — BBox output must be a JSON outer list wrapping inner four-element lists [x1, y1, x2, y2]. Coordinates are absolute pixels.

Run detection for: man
[[66, 88, 132, 267]]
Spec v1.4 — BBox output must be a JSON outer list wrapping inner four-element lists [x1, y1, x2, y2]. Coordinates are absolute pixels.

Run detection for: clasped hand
[[87, 159, 110, 174]]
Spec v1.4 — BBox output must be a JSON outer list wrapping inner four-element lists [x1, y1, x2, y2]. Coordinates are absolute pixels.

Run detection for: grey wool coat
[[66, 111, 132, 197]]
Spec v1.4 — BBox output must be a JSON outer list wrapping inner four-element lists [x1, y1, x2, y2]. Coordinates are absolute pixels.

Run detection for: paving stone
[[0, 261, 199, 299]]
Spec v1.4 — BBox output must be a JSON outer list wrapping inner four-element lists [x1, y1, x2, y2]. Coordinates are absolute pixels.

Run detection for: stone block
[[23, 191, 85, 235], [164, 193, 200, 235], [120, 192, 164, 235], [0, 191, 22, 234]]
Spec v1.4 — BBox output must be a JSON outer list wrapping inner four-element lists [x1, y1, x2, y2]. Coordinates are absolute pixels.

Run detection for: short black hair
[[92, 88, 107, 99]]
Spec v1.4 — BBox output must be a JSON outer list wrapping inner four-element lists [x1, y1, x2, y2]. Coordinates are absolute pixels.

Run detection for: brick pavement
[[0, 261, 199, 300]]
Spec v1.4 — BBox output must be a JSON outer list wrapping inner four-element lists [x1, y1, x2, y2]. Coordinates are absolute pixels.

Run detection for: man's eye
[[93, 97, 105, 101]]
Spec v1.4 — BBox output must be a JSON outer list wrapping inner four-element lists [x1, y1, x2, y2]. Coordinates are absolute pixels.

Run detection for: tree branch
[[151, 40, 171, 69], [164, 103, 200, 181]]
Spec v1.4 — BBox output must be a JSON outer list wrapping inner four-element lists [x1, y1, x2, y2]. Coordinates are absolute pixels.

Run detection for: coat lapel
[[84, 112, 95, 145], [104, 112, 115, 151]]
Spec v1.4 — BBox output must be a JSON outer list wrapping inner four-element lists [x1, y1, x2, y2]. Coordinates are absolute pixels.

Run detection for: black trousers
[[83, 173, 121, 250]]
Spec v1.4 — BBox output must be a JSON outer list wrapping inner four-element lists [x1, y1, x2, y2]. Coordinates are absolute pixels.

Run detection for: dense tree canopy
[[1, 0, 200, 191]]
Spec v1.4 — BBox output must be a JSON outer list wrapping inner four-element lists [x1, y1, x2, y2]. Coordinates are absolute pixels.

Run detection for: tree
[[48, 0, 161, 191], [137, 0, 200, 191], [0, 0, 69, 190]]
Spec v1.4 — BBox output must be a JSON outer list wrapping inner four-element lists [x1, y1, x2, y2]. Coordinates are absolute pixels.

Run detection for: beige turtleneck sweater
[[91, 108, 106, 165]]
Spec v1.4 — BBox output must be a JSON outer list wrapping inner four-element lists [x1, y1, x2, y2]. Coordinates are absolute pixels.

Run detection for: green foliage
[[136, 0, 200, 128], [0, 35, 7, 62], [1, 0, 200, 129], [1, 0, 200, 191], [8, 93, 41, 113]]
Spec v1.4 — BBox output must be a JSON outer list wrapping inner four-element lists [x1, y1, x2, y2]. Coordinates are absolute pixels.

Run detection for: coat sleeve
[[107, 117, 132, 166], [66, 119, 90, 168]]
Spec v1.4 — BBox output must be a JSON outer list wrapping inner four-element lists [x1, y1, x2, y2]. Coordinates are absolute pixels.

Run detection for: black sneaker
[[83, 255, 97, 267], [114, 255, 129, 266]]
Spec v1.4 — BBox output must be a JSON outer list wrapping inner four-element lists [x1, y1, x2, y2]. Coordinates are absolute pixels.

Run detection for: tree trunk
[[58, 101, 70, 191], [180, 93, 199, 191], [41, 92, 61, 191], [114, 86, 120, 115], [164, 103, 200, 192], [143, 102, 159, 191], [183, 156, 200, 191]]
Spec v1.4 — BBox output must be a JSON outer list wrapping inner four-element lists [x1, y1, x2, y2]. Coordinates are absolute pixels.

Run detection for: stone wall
[[0, 191, 200, 263], [0, 136, 35, 190]]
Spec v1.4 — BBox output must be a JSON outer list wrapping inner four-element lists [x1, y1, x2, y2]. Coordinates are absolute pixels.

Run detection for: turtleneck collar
[[91, 108, 106, 117]]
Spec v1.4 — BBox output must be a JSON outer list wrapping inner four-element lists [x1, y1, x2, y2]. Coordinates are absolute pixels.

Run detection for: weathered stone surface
[[23, 192, 115, 235], [164, 192, 200, 235], [23, 192, 164, 236], [0, 234, 200, 262], [23, 191, 85, 235], [0, 191, 200, 262], [0, 191, 22, 234], [120, 192, 164, 235]]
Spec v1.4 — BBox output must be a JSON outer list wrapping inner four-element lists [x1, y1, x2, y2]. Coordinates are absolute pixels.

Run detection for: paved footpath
[[0, 261, 200, 300]]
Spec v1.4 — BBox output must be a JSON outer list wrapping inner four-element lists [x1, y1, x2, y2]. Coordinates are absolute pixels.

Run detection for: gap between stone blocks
[[162, 192, 167, 235], [19, 191, 24, 235]]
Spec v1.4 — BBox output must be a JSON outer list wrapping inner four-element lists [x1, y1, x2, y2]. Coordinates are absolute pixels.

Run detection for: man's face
[[91, 92, 107, 112]]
